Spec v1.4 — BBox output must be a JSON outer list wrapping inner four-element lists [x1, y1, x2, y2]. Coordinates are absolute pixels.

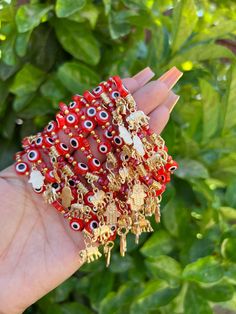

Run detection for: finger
[[149, 92, 180, 135], [158, 66, 183, 90], [122, 66, 155, 93]]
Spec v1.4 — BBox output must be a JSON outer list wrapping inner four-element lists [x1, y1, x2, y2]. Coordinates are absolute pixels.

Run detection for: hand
[[0, 67, 182, 314]]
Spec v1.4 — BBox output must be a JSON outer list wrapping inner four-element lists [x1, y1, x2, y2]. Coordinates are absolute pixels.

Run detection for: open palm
[[0, 67, 182, 314]]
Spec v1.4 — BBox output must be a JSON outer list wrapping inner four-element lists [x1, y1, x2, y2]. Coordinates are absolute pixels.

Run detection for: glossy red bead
[[65, 113, 79, 127], [70, 218, 84, 231], [87, 157, 101, 172], [165, 160, 178, 173], [74, 162, 89, 175], [84, 191, 94, 206], [51, 200, 65, 213], [95, 110, 110, 125], [56, 113, 66, 129], [55, 143, 69, 155], [45, 169, 57, 183], [27, 149, 41, 162], [81, 119, 95, 132], [97, 141, 111, 154], [15, 161, 29, 175]]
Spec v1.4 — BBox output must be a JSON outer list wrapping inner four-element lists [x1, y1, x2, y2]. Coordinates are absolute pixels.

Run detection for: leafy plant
[[1, 0, 236, 313]]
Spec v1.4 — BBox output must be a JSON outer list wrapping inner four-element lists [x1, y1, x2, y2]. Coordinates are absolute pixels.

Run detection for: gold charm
[[126, 110, 149, 131], [104, 202, 121, 225], [132, 214, 154, 244], [127, 183, 146, 212], [90, 189, 107, 209], [92, 224, 111, 243], [117, 227, 128, 257], [28, 167, 45, 189], [79, 245, 102, 263], [43, 184, 59, 204], [61, 182, 74, 208], [104, 241, 114, 267], [118, 125, 133, 145]]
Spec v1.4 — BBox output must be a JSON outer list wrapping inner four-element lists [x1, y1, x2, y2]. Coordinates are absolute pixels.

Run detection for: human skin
[[0, 66, 182, 314]]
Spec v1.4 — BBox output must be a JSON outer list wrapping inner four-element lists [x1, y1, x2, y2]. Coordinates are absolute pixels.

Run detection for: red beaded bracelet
[[14, 75, 178, 267]]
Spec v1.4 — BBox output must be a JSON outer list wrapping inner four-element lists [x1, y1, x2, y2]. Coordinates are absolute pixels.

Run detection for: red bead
[[65, 113, 79, 127], [70, 218, 84, 231], [86, 106, 97, 118], [15, 161, 29, 175], [165, 160, 178, 173], [55, 143, 69, 155], [84, 217, 99, 234], [74, 162, 89, 175], [59, 102, 69, 113], [83, 90, 96, 103], [51, 200, 65, 213], [95, 110, 110, 125], [45, 121, 58, 134], [84, 191, 94, 206], [92, 85, 106, 97], [43, 136, 54, 148], [45, 169, 57, 183], [72, 95, 86, 108], [35, 136, 43, 148], [81, 119, 95, 133], [27, 149, 41, 162], [87, 157, 101, 172], [56, 113, 66, 129], [97, 141, 111, 154], [111, 76, 129, 97]]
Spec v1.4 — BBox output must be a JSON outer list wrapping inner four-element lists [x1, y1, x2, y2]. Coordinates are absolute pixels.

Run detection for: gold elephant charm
[[92, 225, 111, 243], [79, 245, 102, 263]]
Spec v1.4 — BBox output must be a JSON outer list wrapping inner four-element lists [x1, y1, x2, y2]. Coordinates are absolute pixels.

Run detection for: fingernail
[[133, 67, 155, 86], [165, 93, 180, 113], [158, 66, 183, 90]]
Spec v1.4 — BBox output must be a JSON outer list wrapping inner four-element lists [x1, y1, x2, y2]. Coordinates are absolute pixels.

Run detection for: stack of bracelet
[[14, 75, 178, 267]]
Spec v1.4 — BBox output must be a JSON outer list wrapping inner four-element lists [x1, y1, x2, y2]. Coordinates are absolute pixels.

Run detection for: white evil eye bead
[[113, 136, 123, 146], [86, 107, 96, 117], [89, 220, 99, 230], [104, 129, 113, 139], [35, 137, 43, 147], [93, 86, 103, 95], [96, 110, 110, 125], [66, 113, 78, 126], [51, 182, 61, 191], [70, 137, 79, 149], [46, 121, 57, 133], [75, 162, 89, 175], [43, 136, 54, 148], [15, 162, 29, 175], [69, 101, 76, 109], [81, 119, 95, 132], [55, 143, 69, 155], [110, 225, 116, 232], [98, 142, 111, 154], [27, 149, 41, 162], [111, 91, 120, 99], [70, 218, 84, 231], [88, 157, 101, 171], [33, 186, 44, 194]]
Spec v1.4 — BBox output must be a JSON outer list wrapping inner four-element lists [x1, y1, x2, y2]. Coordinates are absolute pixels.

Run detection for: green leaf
[[198, 281, 234, 302], [184, 285, 212, 314], [140, 230, 175, 259], [1, 23, 17, 66], [10, 63, 45, 96], [130, 279, 180, 314], [169, 43, 236, 67], [15, 4, 53, 33], [182, 256, 223, 283], [175, 159, 209, 180], [40, 74, 68, 100], [15, 31, 32, 57], [222, 64, 236, 132], [99, 283, 142, 314], [171, 0, 198, 52], [224, 262, 236, 285], [221, 237, 236, 262], [54, 19, 100, 65], [145, 255, 182, 286], [68, 3, 99, 28], [109, 11, 134, 40], [57, 61, 100, 94], [200, 79, 220, 141], [193, 20, 236, 42], [18, 95, 54, 119], [54, 277, 77, 302], [55, 0, 86, 18], [13, 93, 34, 112], [61, 302, 93, 314], [225, 179, 236, 208]]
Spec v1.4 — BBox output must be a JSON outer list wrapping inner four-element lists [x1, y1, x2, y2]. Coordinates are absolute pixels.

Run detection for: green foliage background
[[1, 0, 236, 313]]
